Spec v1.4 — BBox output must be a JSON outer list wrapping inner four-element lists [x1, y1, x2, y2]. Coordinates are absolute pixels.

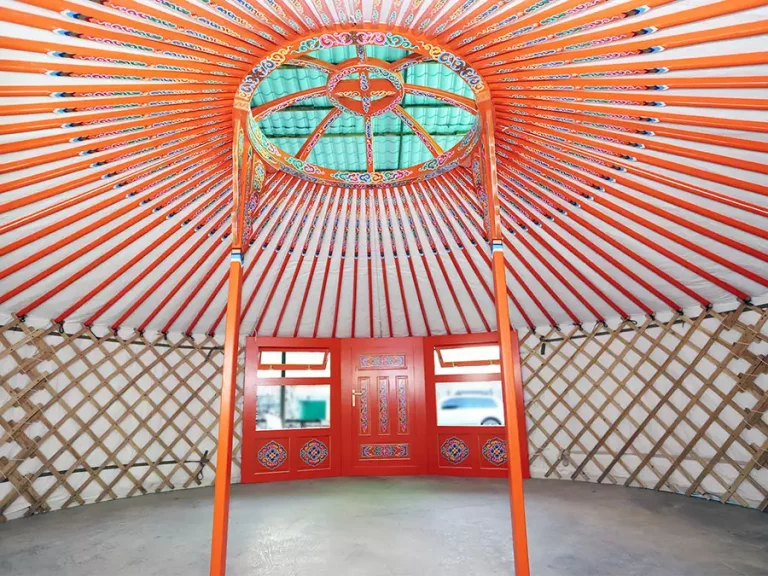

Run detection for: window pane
[[436, 381, 504, 426], [256, 385, 331, 430], [434, 345, 501, 375], [257, 350, 331, 378]]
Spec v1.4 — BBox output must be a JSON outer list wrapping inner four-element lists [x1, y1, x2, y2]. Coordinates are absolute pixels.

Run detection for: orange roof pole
[[478, 94, 531, 576]]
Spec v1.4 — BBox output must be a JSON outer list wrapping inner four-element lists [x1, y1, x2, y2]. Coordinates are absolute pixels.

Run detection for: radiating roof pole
[[210, 103, 265, 576], [476, 94, 532, 576]]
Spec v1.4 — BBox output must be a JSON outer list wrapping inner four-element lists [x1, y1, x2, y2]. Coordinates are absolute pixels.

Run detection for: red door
[[340, 338, 426, 475]]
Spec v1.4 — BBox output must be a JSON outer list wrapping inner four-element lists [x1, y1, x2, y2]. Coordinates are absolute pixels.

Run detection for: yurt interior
[[1, 0, 767, 574]]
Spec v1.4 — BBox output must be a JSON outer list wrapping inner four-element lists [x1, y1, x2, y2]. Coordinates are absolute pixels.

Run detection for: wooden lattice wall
[[0, 315, 242, 522], [2, 305, 766, 521], [521, 304, 768, 511]]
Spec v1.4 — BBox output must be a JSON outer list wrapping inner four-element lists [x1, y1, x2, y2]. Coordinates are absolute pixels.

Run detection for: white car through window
[[438, 394, 504, 426]]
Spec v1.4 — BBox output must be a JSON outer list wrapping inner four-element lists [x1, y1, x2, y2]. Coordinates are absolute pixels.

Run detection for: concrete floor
[[1, 478, 766, 576]]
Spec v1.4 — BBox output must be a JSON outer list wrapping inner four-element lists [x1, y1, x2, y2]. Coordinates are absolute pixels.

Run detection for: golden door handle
[[351, 389, 364, 407]]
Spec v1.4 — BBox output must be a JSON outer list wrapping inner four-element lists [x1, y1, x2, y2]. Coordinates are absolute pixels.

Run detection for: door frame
[[340, 337, 427, 476]]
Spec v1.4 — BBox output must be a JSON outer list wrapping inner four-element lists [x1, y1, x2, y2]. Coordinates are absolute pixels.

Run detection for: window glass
[[436, 381, 504, 426], [434, 344, 501, 375], [257, 350, 331, 378], [256, 384, 331, 430]]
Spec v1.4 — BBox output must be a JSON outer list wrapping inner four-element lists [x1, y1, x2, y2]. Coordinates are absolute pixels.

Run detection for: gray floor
[[1, 477, 766, 576]]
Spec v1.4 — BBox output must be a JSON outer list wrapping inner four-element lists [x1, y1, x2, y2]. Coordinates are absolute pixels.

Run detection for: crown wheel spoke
[[296, 108, 343, 161], [251, 87, 327, 121], [389, 53, 429, 72], [290, 56, 339, 74], [394, 105, 444, 157], [403, 84, 477, 114], [364, 115, 375, 172]]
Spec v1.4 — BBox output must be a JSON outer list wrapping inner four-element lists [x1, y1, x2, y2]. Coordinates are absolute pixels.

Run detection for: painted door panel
[[341, 338, 427, 475]]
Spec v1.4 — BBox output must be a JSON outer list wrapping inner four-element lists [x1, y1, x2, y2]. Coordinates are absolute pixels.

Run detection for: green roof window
[[250, 44, 478, 176]]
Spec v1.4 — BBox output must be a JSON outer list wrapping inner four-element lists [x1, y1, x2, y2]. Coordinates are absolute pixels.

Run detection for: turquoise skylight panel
[[251, 43, 477, 171]]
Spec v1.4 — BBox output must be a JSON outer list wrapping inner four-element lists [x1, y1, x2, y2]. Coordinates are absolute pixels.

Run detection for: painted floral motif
[[482, 438, 507, 466], [471, 142, 491, 237], [239, 156, 264, 248], [299, 439, 329, 467], [397, 377, 408, 434], [359, 354, 407, 369], [359, 379, 370, 435], [378, 377, 389, 434], [330, 170, 412, 185], [257, 440, 288, 470], [286, 156, 322, 174], [360, 443, 409, 459], [441, 437, 470, 465]]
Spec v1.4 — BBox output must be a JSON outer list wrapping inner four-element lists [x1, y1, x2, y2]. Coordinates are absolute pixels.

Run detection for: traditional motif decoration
[[359, 378, 370, 435], [296, 31, 420, 53], [441, 437, 470, 465], [396, 377, 408, 434], [299, 439, 329, 467], [359, 354, 407, 369], [240, 156, 265, 248], [378, 377, 389, 434], [482, 438, 508, 467], [360, 443, 409, 459], [234, 29, 488, 188], [230, 122, 265, 252], [257, 441, 288, 470], [471, 142, 491, 239], [326, 60, 405, 117], [330, 169, 413, 185]]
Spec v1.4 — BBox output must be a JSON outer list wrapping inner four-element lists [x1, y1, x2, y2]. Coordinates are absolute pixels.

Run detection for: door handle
[[351, 389, 364, 407]]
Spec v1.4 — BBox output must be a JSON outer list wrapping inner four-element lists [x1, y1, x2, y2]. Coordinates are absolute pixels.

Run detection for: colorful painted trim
[[233, 29, 486, 188], [441, 437, 470, 465], [257, 440, 288, 470], [378, 377, 390, 434], [299, 438, 329, 467], [360, 443, 409, 459], [359, 378, 370, 435], [359, 354, 407, 369], [482, 438, 507, 467], [396, 377, 408, 434]]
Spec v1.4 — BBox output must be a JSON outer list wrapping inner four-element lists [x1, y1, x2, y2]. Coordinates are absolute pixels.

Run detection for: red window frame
[[424, 333, 530, 478], [241, 337, 342, 483]]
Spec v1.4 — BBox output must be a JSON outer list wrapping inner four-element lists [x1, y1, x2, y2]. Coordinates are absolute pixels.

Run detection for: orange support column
[[478, 94, 531, 576], [492, 245, 531, 575], [209, 252, 244, 576], [210, 104, 260, 575]]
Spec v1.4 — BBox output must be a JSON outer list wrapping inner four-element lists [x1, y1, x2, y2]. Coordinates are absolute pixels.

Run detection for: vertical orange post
[[478, 93, 531, 575], [492, 247, 531, 576], [510, 329, 531, 480], [210, 103, 258, 575], [210, 251, 244, 576]]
